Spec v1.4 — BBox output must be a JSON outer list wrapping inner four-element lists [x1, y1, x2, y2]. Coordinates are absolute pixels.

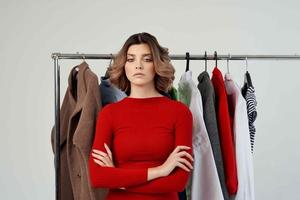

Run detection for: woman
[[89, 32, 194, 200]]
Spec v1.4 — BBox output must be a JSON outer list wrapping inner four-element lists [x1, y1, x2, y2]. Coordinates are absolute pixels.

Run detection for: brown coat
[[51, 61, 108, 200]]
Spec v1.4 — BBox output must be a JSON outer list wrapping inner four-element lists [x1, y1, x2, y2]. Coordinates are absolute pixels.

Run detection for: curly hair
[[107, 32, 175, 95]]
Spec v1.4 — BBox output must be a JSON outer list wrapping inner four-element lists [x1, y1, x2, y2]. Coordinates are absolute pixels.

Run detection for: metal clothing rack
[[51, 52, 300, 200]]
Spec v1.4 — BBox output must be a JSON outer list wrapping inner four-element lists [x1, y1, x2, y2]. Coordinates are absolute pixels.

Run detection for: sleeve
[[88, 105, 148, 189], [124, 104, 193, 193]]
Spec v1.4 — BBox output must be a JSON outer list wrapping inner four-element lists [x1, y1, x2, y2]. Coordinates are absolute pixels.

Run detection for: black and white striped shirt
[[242, 72, 257, 153]]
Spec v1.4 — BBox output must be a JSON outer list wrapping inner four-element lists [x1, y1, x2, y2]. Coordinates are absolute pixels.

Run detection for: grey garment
[[99, 76, 127, 106], [197, 71, 229, 200]]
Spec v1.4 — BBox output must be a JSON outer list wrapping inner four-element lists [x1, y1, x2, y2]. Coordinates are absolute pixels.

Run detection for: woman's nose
[[136, 61, 144, 69]]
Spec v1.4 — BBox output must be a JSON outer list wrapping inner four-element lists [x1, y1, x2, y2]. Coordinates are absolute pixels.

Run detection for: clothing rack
[[51, 52, 300, 200], [52, 53, 300, 60]]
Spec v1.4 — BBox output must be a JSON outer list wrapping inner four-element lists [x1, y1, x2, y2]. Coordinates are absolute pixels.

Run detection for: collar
[[179, 70, 193, 83], [67, 61, 90, 113], [100, 76, 112, 87], [197, 71, 210, 83], [212, 66, 223, 80], [225, 73, 232, 81]]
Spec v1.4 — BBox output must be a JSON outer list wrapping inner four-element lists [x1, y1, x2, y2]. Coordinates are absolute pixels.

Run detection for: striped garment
[[241, 72, 257, 153]]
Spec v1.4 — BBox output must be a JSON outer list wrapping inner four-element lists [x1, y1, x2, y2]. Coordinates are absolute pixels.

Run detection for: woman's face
[[124, 43, 156, 88]]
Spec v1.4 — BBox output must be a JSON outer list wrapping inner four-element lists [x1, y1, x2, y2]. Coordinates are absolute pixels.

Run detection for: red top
[[211, 67, 238, 195], [89, 96, 193, 200]]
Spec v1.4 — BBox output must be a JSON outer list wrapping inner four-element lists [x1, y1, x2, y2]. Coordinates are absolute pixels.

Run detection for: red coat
[[211, 67, 238, 195]]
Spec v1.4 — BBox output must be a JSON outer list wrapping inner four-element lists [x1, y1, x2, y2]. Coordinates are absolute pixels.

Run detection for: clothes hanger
[[74, 52, 87, 71], [242, 56, 253, 95], [243, 56, 248, 84], [82, 54, 86, 64], [227, 53, 231, 74], [244, 56, 253, 87], [204, 51, 207, 72], [246, 56, 248, 72], [185, 52, 190, 72], [74, 51, 85, 72], [243, 57, 248, 85], [214, 51, 218, 67]]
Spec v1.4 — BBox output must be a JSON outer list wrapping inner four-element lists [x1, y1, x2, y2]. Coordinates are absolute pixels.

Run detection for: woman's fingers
[[93, 149, 108, 157], [173, 145, 191, 153], [91, 152, 106, 160], [92, 148, 114, 167], [178, 158, 193, 170], [177, 151, 194, 162], [93, 158, 105, 166], [92, 151, 109, 161], [93, 148, 113, 161], [177, 162, 190, 172], [92, 150, 110, 165], [92, 153, 110, 166], [104, 143, 113, 160]]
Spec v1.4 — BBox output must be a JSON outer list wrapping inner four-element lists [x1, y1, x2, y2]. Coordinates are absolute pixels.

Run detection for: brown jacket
[[51, 61, 108, 200]]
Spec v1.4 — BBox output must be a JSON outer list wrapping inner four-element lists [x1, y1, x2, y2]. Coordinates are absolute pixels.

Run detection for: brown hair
[[107, 32, 175, 95]]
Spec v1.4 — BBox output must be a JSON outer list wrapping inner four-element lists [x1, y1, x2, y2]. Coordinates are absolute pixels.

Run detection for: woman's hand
[[92, 144, 125, 190], [92, 143, 115, 167], [157, 145, 194, 177]]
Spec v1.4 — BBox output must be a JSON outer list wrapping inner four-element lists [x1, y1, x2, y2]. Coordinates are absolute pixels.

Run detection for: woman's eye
[[145, 58, 153, 62], [127, 59, 134, 62]]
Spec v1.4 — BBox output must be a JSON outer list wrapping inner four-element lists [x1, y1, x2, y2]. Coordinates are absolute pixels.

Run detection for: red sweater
[[211, 67, 238, 195], [89, 96, 193, 200]]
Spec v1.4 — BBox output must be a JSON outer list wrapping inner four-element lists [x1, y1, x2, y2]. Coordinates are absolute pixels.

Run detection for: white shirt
[[224, 73, 255, 200], [178, 71, 224, 200]]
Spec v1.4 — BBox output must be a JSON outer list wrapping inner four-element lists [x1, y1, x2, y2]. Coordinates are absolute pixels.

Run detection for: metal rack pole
[[53, 55, 61, 200], [52, 52, 300, 200], [52, 53, 300, 60]]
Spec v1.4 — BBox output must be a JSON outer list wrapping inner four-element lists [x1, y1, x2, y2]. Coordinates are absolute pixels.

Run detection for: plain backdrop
[[0, 0, 299, 199]]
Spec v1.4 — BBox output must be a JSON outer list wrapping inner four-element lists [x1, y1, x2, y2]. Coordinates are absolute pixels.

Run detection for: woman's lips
[[133, 73, 145, 76]]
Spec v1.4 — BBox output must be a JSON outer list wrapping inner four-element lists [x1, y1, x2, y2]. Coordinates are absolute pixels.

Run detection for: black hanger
[[185, 52, 190, 72], [214, 51, 218, 67], [204, 51, 207, 72]]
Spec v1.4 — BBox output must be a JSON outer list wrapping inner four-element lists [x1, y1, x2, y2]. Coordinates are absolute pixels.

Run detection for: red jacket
[[211, 67, 238, 195]]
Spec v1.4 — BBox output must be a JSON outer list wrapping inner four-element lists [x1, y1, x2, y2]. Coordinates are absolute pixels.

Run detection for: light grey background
[[0, 0, 299, 199]]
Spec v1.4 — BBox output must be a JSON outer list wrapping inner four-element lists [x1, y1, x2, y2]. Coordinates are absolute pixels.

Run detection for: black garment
[[178, 190, 187, 200]]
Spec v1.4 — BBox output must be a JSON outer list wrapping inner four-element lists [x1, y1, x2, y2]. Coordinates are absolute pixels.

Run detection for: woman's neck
[[129, 83, 163, 98]]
